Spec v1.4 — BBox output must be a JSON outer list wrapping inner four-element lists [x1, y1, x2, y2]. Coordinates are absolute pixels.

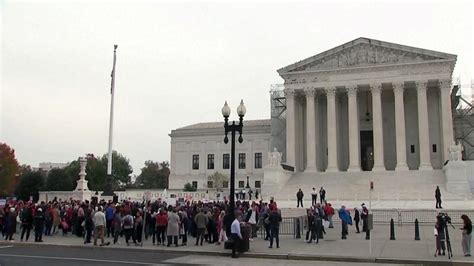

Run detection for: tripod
[[444, 223, 455, 259], [435, 222, 455, 259]]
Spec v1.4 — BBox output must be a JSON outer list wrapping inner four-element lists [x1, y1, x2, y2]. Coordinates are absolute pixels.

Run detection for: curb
[[3, 241, 474, 265]]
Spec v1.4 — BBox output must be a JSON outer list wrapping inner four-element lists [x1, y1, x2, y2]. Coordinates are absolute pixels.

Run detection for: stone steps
[[272, 170, 470, 201]]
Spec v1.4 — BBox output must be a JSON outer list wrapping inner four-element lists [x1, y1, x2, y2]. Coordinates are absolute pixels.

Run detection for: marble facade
[[278, 37, 457, 172]]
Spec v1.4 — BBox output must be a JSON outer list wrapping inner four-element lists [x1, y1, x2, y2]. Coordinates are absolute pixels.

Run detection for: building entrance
[[360, 130, 374, 171]]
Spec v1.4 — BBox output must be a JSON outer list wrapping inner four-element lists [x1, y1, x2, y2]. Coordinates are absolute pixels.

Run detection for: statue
[[75, 157, 89, 192], [267, 148, 282, 166], [448, 141, 464, 161]]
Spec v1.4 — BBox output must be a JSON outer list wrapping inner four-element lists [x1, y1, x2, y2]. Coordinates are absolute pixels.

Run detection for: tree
[[183, 183, 196, 192], [45, 168, 74, 191], [62, 151, 132, 191], [99, 151, 133, 188], [207, 172, 228, 192], [15, 171, 45, 201], [0, 143, 20, 197], [135, 161, 170, 189]]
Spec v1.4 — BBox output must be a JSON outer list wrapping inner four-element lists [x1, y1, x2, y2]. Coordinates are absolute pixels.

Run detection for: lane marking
[[0, 246, 13, 249], [0, 253, 162, 265]]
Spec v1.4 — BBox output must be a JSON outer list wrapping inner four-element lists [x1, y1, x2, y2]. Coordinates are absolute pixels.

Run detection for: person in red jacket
[[324, 203, 335, 228], [155, 209, 168, 245]]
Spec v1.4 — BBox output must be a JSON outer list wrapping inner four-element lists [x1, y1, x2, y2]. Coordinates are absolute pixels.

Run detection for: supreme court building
[[278, 37, 456, 173], [169, 37, 470, 199]]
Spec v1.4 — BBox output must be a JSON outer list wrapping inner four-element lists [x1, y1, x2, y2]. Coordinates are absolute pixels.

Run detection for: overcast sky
[[1, 0, 473, 175]]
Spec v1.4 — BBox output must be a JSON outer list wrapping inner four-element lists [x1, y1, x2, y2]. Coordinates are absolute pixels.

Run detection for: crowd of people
[[0, 197, 283, 257], [0, 192, 471, 259]]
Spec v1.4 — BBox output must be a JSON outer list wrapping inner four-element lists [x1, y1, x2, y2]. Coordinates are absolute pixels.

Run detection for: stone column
[[285, 89, 296, 167], [325, 87, 338, 172], [439, 79, 455, 162], [416, 81, 433, 170], [371, 84, 385, 171], [393, 83, 409, 171], [305, 88, 317, 172], [347, 86, 360, 171]]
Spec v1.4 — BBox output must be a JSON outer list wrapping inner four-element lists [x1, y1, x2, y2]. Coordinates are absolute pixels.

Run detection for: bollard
[[295, 218, 301, 239], [414, 219, 420, 240], [390, 218, 395, 240], [365, 229, 370, 240]]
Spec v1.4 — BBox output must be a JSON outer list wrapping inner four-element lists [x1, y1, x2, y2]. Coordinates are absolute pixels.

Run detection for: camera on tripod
[[437, 212, 452, 226], [435, 212, 455, 258]]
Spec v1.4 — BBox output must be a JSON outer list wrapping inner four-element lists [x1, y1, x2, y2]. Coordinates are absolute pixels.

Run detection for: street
[[0, 244, 416, 266]]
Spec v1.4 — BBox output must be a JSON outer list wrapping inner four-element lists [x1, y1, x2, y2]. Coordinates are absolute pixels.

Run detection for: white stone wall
[[464, 161, 474, 192], [169, 121, 271, 190]]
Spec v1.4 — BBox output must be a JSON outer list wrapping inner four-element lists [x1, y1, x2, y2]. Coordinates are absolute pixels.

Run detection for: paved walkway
[[2, 223, 473, 265], [276, 200, 474, 211]]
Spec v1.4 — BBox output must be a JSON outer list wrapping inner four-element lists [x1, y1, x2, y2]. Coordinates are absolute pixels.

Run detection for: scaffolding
[[453, 81, 474, 160], [270, 84, 287, 161]]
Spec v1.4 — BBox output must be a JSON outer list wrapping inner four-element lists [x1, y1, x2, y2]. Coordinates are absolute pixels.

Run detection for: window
[[432, 144, 437, 153], [192, 181, 198, 189], [255, 181, 261, 188], [207, 181, 213, 188], [223, 154, 230, 169], [223, 181, 229, 188], [254, 153, 262, 169], [410, 145, 415, 153], [192, 154, 199, 170], [238, 181, 245, 188], [207, 154, 214, 169], [238, 153, 246, 169]]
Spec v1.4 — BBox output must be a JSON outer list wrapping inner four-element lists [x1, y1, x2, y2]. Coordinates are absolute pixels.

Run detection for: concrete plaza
[[1, 223, 473, 265]]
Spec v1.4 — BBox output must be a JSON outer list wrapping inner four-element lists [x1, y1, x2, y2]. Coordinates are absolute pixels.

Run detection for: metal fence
[[258, 217, 303, 238], [330, 209, 474, 225], [259, 209, 474, 239]]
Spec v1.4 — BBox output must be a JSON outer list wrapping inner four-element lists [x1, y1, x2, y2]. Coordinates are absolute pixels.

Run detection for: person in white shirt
[[311, 188, 318, 206], [246, 205, 258, 240], [230, 212, 243, 258], [93, 206, 106, 246]]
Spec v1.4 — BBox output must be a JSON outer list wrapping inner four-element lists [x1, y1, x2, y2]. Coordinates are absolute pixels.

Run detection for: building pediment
[[278, 37, 456, 74]]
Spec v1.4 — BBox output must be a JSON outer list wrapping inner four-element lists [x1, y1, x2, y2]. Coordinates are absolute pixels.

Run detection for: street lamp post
[[222, 100, 246, 224]]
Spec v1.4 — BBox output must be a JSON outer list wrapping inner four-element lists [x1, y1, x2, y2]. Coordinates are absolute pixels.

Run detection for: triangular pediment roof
[[277, 37, 456, 74]]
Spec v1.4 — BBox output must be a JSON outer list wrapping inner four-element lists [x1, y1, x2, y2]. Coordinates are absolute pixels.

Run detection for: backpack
[[123, 215, 132, 227]]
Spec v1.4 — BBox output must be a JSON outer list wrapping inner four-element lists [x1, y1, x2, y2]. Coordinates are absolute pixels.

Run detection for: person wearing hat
[[33, 207, 45, 242]]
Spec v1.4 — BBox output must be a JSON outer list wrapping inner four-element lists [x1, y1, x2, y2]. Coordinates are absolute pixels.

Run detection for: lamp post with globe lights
[[222, 100, 246, 223]]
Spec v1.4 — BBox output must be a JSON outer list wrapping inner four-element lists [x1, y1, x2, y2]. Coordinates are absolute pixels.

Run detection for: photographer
[[461, 214, 472, 257], [435, 214, 446, 256]]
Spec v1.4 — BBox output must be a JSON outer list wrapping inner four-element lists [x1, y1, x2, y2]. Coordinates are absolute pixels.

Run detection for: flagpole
[[103, 44, 117, 197]]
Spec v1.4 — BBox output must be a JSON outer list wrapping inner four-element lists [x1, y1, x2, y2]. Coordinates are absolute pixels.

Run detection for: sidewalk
[[2, 223, 473, 265]]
